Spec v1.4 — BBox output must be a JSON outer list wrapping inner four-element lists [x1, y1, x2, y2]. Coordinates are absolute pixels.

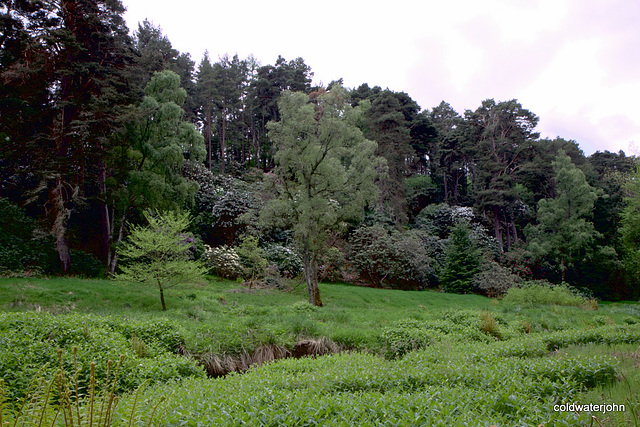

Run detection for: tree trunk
[[159, 284, 167, 311], [206, 102, 212, 170], [303, 238, 323, 307], [493, 205, 504, 252], [107, 205, 127, 277], [98, 159, 110, 263]]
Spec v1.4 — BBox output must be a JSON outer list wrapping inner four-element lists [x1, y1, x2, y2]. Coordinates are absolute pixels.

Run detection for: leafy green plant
[[502, 281, 589, 307], [349, 225, 435, 289], [0, 348, 166, 427], [116, 210, 207, 310]]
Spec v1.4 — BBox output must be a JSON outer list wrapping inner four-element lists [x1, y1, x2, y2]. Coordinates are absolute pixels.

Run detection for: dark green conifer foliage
[[526, 150, 600, 282], [440, 222, 481, 294]]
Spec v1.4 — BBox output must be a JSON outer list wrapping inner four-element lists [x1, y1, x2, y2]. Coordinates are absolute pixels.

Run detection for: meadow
[[1, 276, 639, 426]]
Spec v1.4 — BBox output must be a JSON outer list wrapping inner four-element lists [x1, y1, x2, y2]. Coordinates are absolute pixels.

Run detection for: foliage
[[235, 236, 268, 282], [620, 163, 640, 293], [264, 244, 303, 278], [0, 312, 204, 404], [317, 247, 345, 283], [116, 210, 207, 310], [526, 150, 602, 283], [260, 87, 384, 305], [0, 198, 53, 275], [440, 222, 482, 294], [473, 258, 522, 298], [348, 225, 435, 289], [125, 333, 626, 426], [182, 161, 263, 247], [202, 244, 243, 279], [502, 281, 590, 308], [0, 349, 166, 426]]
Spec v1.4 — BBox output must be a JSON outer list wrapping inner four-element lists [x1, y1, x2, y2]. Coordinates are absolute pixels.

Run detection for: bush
[[349, 225, 435, 289], [236, 235, 268, 281], [264, 244, 303, 278], [473, 259, 522, 298], [502, 281, 589, 307], [202, 244, 243, 278], [318, 246, 345, 282]]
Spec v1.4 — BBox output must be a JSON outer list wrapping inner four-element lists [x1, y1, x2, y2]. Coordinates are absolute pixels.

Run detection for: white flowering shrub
[[202, 244, 243, 279], [264, 244, 303, 278]]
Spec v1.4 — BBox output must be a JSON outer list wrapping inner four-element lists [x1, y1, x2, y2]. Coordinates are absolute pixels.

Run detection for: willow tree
[[261, 88, 384, 306]]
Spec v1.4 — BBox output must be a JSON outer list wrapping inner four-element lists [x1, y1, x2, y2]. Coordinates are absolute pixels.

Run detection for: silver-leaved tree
[[260, 87, 385, 306], [116, 210, 207, 310]]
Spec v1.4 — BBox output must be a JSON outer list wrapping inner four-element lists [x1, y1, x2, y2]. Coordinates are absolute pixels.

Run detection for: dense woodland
[[2, 0, 640, 302]]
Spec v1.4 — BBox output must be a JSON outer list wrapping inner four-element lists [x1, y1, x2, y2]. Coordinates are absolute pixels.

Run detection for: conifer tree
[[526, 150, 600, 282]]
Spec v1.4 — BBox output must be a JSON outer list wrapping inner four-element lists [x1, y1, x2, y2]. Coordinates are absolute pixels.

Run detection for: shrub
[[202, 244, 243, 278], [349, 225, 435, 289], [318, 246, 345, 282], [236, 235, 268, 281], [0, 312, 205, 403], [473, 259, 522, 297], [502, 281, 588, 307], [264, 244, 303, 278]]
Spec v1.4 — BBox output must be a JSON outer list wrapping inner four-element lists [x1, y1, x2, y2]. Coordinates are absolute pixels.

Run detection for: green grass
[[1, 276, 640, 425]]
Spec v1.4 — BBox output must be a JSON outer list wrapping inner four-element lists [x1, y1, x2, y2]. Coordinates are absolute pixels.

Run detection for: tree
[[116, 210, 207, 311], [366, 90, 416, 223], [0, 0, 135, 272], [526, 150, 600, 282], [105, 70, 204, 275], [428, 102, 469, 204], [440, 221, 481, 294], [619, 162, 640, 294], [260, 88, 384, 306], [465, 99, 540, 252]]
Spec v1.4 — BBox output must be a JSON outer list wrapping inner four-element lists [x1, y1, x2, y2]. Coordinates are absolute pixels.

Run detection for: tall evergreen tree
[[526, 150, 600, 282], [366, 90, 415, 223], [466, 99, 539, 252], [1, 0, 135, 272]]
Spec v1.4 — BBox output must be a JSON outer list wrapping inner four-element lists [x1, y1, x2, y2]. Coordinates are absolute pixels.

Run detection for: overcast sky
[[122, 0, 640, 156]]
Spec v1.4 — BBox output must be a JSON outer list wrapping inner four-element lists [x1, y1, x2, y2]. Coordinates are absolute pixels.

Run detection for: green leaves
[[116, 210, 207, 310], [261, 88, 384, 305], [526, 150, 602, 281]]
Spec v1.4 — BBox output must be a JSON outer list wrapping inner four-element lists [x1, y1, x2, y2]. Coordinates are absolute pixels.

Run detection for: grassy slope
[[1, 276, 640, 425]]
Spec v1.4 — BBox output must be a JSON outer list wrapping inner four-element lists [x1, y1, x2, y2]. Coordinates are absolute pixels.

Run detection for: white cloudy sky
[[122, 0, 640, 156]]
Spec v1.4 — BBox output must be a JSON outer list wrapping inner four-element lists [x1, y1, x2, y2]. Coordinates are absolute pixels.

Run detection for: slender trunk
[[206, 102, 212, 170], [98, 159, 110, 263], [452, 169, 460, 204], [303, 237, 323, 307], [220, 110, 227, 174], [493, 206, 504, 252], [443, 170, 448, 202], [159, 284, 167, 311], [107, 205, 127, 276]]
